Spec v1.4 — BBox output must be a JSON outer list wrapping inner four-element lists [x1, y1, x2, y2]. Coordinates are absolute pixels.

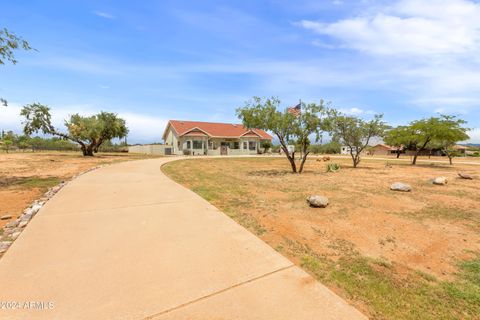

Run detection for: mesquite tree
[[21, 103, 128, 156], [330, 113, 387, 168], [1, 28, 34, 107], [237, 97, 330, 173], [385, 115, 469, 165]]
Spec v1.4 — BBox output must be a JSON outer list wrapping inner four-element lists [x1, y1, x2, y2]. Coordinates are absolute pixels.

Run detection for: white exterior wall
[[128, 144, 172, 155], [164, 128, 179, 154], [341, 146, 358, 155], [162, 125, 269, 156]]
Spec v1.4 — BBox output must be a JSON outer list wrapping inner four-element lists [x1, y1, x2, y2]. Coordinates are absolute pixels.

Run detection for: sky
[[1, 0, 480, 143]]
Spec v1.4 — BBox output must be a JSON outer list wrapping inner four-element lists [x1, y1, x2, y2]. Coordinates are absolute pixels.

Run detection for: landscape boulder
[[390, 182, 412, 192], [458, 172, 473, 180], [306, 195, 329, 208], [5, 220, 17, 228], [18, 220, 28, 228], [433, 177, 448, 185], [25, 203, 42, 216], [11, 231, 21, 240], [1, 215, 12, 220]]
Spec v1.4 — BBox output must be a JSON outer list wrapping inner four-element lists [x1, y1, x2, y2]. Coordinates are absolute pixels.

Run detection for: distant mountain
[[459, 143, 480, 147]]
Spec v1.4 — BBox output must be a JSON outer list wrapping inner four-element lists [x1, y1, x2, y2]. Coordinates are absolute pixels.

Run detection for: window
[[186, 141, 191, 149], [233, 142, 240, 149], [193, 140, 203, 149], [249, 141, 256, 150], [243, 142, 247, 150]]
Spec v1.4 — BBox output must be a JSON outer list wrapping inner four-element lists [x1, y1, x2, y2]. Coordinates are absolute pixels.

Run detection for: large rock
[[5, 220, 17, 228], [20, 213, 33, 222], [390, 182, 412, 192], [25, 204, 42, 216], [18, 220, 28, 228], [11, 231, 21, 240], [433, 177, 447, 185], [0, 215, 12, 220], [306, 195, 329, 208], [458, 172, 473, 180]]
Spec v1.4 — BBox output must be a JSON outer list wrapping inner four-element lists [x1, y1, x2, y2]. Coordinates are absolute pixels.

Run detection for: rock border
[[0, 166, 101, 256]]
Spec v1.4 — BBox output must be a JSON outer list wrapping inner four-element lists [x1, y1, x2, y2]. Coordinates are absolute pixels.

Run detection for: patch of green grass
[[0, 176, 62, 191], [284, 239, 480, 320], [15, 176, 62, 190]]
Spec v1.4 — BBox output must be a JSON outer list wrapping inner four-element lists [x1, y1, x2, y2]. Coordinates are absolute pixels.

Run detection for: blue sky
[[1, 0, 480, 143]]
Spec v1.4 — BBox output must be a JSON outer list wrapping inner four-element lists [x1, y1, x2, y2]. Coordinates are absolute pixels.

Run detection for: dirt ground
[[0, 151, 159, 229], [166, 156, 480, 278], [163, 155, 480, 319]]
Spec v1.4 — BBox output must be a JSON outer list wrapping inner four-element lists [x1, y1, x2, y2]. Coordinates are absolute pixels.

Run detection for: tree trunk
[[94, 138, 104, 153], [448, 155, 453, 165], [79, 142, 94, 156], [353, 155, 361, 168], [287, 152, 297, 173], [278, 137, 297, 173], [412, 153, 418, 165], [86, 143, 94, 156], [396, 150, 400, 158], [298, 151, 310, 173], [349, 149, 360, 168]]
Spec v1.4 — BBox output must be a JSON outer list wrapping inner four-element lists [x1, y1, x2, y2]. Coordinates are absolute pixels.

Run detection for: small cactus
[[326, 163, 341, 172]]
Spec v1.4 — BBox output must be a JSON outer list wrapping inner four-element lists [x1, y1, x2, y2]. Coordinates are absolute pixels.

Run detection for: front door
[[220, 145, 228, 155]]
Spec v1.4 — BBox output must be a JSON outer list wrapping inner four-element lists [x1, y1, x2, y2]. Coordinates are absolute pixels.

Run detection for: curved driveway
[[0, 157, 365, 320]]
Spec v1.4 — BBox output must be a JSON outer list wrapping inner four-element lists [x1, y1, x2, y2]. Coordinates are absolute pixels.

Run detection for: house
[[162, 120, 273, 156], [340, 146, 359, 155], [452, 145, 468, 156], [365, 144, 402, 156]]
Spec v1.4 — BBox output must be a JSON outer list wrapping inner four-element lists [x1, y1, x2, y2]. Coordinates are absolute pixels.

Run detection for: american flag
[[287, 102, 301, 117]]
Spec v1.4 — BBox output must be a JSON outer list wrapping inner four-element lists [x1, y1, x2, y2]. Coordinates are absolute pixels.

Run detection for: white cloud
[[338, 107, 376, 115], [464, 128, 480, 143], [117, 112, 167, 143], [299, 0, 480, 56], [93, 11, 115, 19], [297, 0, 480, 114]]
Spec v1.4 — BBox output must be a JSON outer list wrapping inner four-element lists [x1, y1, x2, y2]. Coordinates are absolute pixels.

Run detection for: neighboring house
[[452, 145, 468, 156], [162, 120, 273, 156], [279, 145, 295, 155], [365, 144, 401, 156], [340, 146, 359, 155]]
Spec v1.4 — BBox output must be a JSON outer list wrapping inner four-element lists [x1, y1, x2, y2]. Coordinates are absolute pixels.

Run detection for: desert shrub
[[326, 163, 341, 172]]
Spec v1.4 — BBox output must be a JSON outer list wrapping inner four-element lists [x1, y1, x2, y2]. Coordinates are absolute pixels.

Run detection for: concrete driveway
[[0, 157, 366, 320]]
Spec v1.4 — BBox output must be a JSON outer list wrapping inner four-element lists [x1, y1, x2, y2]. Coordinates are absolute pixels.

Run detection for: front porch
[[179, 136, 263, 155]]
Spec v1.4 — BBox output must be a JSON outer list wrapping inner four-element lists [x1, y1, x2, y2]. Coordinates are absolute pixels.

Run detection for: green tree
[[260, 140, 272, 153], [16, 135, 31, 151], [21, 103, 128, 156], [431, 115, 470, 165], [1, 28, 34, 107], [237, 97, 331, 173], [2, 139, 12, 153], [330, 113, 387, 168], [385, 116, 469, 165], [309, 140, 341, 154]]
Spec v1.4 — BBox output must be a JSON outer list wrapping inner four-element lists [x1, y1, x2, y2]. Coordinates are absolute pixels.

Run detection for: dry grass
[[0, 151, 160, 230], [163, 156, 480, 320]]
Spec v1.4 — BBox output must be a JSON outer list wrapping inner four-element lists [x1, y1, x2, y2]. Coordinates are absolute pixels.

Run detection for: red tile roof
[[371, 144, 398, 151], [164, 120, 273, 140]]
